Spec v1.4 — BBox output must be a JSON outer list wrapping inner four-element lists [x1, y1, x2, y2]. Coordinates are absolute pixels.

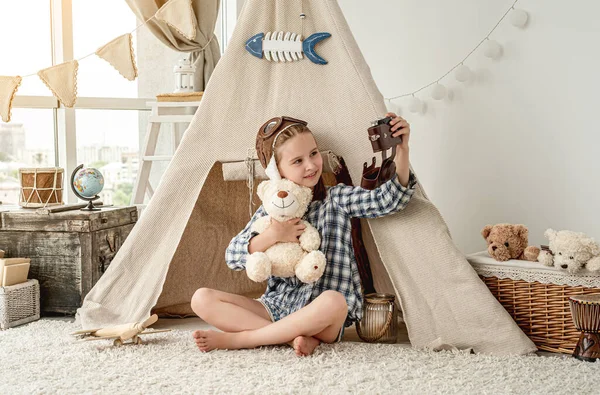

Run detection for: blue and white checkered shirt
[[225, 172, 417, 326]]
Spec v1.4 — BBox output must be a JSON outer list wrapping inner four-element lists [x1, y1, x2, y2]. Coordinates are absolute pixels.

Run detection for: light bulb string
[[386, 0, 520, 101]]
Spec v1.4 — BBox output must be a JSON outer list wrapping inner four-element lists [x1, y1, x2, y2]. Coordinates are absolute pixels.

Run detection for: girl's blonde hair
[[273, 124, 326, 201]]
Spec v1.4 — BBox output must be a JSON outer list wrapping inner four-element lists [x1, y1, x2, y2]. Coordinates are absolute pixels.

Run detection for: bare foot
[[292, 335, 320, 356], [193, 329, 241, 352]]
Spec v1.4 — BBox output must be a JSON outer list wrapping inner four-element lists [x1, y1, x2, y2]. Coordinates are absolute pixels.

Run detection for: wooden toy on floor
[[71, 314, 171, 346]]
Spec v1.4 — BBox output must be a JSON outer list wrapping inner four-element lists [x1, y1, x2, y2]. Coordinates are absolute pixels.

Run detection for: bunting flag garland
[[37, 60, 79, 108], [95, 33, 138, 81], [155, 0, 197, 41], [0, 76, 22, 122], [1, 0, 196, 120]]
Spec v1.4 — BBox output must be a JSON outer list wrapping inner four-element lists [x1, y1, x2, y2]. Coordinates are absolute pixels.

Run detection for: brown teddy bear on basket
[[481, 224, 540, 262]]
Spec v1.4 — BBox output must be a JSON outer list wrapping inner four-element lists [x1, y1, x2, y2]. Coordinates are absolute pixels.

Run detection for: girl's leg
[[190, 288, 320, 356], [195, 290, 348, 352], [190, 288, 271, 332]]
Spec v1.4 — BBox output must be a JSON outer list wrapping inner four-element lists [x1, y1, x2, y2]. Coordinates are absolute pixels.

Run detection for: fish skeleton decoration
[[245, 31, 332, 65]]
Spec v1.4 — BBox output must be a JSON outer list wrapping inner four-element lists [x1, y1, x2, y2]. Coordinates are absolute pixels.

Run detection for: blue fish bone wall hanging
[[245, 31, 332, 65]]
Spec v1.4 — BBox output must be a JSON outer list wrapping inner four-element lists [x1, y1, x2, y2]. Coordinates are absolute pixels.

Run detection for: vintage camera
[[367, 116, 403, 152], [361, 117, 402, 190]]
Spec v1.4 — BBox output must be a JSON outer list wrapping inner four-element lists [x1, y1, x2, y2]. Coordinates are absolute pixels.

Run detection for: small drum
[[356, 293, 398, 344], [569, 294, 600, 362], [18, 168, 64, 208]]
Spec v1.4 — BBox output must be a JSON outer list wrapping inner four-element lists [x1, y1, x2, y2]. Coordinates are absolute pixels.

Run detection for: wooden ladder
[[130, 101, 201, 206]]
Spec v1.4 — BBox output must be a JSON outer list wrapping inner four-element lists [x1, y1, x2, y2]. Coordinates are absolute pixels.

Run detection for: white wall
[[333, 0, 600, 253]]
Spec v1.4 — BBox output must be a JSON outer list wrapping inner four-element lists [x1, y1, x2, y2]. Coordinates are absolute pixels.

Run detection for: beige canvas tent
[[77, 0, 536, 355]]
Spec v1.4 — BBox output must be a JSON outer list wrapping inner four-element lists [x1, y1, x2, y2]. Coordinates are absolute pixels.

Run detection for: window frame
[[11, 0, 156, 203], [11, 0, 235, 204]]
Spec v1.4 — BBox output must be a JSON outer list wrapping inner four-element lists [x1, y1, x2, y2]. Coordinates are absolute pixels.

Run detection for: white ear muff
[[265, 155, 282, 181]]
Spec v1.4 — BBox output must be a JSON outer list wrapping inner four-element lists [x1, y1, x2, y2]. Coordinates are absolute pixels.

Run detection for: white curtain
[[125, 0, 221, 90]]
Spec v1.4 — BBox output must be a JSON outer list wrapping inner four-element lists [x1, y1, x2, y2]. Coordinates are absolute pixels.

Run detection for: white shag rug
[[1, 320, 599, 394]]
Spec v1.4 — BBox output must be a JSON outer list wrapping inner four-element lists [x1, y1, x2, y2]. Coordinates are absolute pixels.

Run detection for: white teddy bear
[[245, 178, 326, 284], [538, 228, 600, 274]]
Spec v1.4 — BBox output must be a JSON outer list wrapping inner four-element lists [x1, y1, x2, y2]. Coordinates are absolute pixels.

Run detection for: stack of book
[[0, 250, 30, 287]]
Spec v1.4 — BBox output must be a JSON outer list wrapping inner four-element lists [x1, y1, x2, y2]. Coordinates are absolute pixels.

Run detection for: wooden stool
[[131, 100, 200, 206], [569, 294, 600, 362]]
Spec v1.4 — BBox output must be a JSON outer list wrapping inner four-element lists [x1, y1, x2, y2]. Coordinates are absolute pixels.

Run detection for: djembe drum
[[18, 168, 64, 208], [569, 294, 600, 362]]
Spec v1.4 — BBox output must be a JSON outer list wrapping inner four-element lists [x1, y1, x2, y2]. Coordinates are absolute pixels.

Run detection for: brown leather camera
[[361, 117, 402, 190]]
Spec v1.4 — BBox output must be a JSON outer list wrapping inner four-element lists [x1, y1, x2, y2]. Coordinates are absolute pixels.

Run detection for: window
[[3, 0, 234, 205], [72, 0, 138, 98], [75, 110, 143, 206], [1, 1, 151, 205], [0, 2, 53, 96], [0, 109, 55, 204], [218, 0, 240, 53]]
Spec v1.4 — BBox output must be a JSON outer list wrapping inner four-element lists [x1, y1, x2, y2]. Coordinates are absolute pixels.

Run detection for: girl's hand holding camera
[[385, 112, 411, 187], [385, 112, 410, 152]]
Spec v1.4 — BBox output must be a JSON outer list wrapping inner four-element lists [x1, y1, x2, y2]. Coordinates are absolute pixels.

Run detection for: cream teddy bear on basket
[[538, 228, 600, 274], [246, 178, 326, 284]]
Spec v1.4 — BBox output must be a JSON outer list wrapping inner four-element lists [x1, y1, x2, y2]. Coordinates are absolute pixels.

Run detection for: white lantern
[[510, 9, 529, 28], [408, 96, 422, 113], [455, 64, 472, 82], [173, 55, 196, 93], [483, 40, 502, 59], [431, 83, 447, 100]]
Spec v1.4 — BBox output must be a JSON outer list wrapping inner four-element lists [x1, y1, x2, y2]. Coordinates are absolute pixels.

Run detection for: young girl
[[191, 112, 416, 356]]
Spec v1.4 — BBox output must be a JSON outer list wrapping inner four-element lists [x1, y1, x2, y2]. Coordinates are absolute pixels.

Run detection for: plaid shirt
[[225, 172, 417, 326]]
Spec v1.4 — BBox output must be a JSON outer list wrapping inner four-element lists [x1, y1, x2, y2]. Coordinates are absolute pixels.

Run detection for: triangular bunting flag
[[95, 34, 138, 81], [155, 0, 197, 41], [37, 60, 78, 108], [0, 76, 22, 122]]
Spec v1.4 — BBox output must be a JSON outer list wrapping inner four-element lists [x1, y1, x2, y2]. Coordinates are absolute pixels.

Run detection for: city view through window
[[0, 110, 140, 206]]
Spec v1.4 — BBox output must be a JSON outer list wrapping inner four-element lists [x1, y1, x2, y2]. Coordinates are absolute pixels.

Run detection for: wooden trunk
[[0, 206, 138, 314]]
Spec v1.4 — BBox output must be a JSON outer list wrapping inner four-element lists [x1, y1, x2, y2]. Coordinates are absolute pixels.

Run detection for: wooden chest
[[0, 206, 138, 314]]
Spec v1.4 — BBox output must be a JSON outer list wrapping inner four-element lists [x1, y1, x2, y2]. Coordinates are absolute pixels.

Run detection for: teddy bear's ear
[[297, 186, 312, 209], [256, 181, 270, 201], [544, 228, 557, 241], [592, 242, 600, 256], [584, 238, 600, 256], [481, 225, 493, 240], [515, 224, 529, 239]]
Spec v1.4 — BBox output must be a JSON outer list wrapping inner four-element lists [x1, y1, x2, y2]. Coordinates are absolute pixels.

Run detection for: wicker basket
[[0, 279, 40, 330], [468, 251, 600, 354], [480, 277, 598, 353]]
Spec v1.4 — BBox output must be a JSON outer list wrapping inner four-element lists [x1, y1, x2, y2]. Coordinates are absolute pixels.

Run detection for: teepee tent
[[77, 0, 536, 355]]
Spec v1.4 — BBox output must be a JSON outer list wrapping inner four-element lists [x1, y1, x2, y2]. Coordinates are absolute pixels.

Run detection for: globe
[[72, 167, 104, 199]]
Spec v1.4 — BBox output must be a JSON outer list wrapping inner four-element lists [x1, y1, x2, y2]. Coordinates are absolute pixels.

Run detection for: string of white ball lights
[[385, 0, 528, 114]]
